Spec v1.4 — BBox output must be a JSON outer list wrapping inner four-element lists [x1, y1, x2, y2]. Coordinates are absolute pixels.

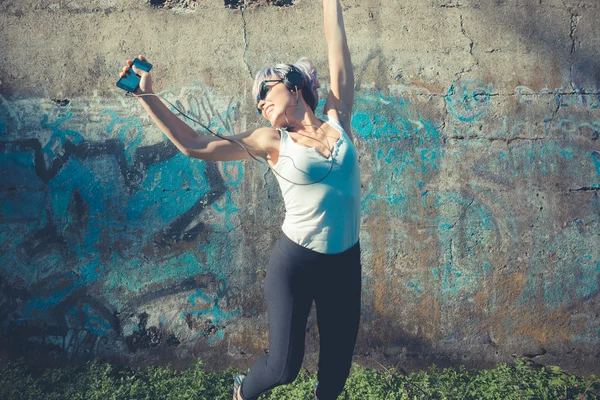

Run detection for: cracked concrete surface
[[455, 14, 478, 80], [240, 6, 254, 80], [0, 0, 599, 378]]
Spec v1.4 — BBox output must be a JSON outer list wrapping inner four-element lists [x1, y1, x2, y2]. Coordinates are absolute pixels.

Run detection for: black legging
[[240, 233, 362, 400]]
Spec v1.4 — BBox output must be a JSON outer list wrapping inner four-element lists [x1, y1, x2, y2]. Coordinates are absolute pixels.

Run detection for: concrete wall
[[1, 0, 599, 376]]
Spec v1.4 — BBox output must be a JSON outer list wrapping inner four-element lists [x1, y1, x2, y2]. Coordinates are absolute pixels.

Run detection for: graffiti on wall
[[0, 85, 245, 361], [0, 76, 599, 364], [352, 79, 599, 347]]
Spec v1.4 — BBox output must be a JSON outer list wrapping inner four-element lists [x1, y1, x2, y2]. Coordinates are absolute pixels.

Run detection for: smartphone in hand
[[116, 57, 153, 92]]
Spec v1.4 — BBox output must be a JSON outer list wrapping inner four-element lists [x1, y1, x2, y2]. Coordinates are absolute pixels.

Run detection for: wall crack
[[456, 15, 477, 79], [449, 198, 475, 229], [551, 98, 561, 120], [240, 3, 254, 80], [460, 15, 474, 57], [569, 13, 581, 55], [446, 135, 552, 146], [569, 186, 600, 192], [568, 11, 581, 89]]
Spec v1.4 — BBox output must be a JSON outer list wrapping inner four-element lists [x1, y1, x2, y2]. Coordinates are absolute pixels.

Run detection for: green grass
[[0, 357, 598, 399]]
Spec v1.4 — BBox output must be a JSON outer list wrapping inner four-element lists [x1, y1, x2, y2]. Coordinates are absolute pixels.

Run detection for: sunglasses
[[257, 79, 283, 114]]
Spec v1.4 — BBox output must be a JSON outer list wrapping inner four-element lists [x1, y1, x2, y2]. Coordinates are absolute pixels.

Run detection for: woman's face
[[257, 76, 294, 126]]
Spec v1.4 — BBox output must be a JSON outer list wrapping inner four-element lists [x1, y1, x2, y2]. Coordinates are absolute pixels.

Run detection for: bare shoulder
[[244, 126, 280, 162], [251, 126, 280, 152]]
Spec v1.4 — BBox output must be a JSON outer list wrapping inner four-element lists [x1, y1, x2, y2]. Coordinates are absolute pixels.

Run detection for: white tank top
[[271, 115, 361, 254]]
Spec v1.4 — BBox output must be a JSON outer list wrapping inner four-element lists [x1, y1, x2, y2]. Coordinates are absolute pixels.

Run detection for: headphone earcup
[[283, 66, 304, 92]]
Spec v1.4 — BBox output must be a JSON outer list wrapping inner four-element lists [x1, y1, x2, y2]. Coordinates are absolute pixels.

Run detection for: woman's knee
[[267, 360, 302, 386]]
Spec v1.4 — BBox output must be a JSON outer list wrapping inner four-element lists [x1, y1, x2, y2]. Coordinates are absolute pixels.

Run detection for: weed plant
[[0, 357, 598, 399]]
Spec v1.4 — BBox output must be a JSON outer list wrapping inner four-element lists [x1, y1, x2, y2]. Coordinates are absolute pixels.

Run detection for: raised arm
[[323, 0, 354, 137], [138, 94, 278, 162], [122, 56, 278, 162]]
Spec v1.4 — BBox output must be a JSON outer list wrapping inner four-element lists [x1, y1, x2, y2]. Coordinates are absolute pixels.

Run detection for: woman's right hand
[[120, 55, 154, 97]]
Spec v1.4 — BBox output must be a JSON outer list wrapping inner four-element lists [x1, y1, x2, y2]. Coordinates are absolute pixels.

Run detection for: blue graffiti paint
[[47, 158, 112, 255], [407, 281, 423, 295], [516, 86, 600, 110], [103, 110, 144, 164], [3, 82, 600, 358], [186, 284, 241, 344], [222, 160, 245, 198], [575, 255, 599, 299], [212, 190, 240, 231], [0, 151, 41, 186], [419, 183, 430, 207], [423, 191, 498, 302], [478, 142, 585, 178], [376, 148, 396, 165], [126, 153, 211, 223], [104, 252, 197, 296], [446, 80, 493, 122], [84, 304, 114, 336], [104, 235, 242, 346], [0, 90, 252, 353], [364, 184, 407, 206], [40, 110, 84, 159], [418, 148, 439, 172], [559, 149, 573, 159], [22, 259, 106, 318], [351, 112, 374, 139], [0, 188, 45, 222], [521, 215, 600, 310], [592, 151, 600, 176], [355, 115, 442, 144]]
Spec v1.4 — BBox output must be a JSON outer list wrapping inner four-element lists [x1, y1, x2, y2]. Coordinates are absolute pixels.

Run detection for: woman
[[119, 1, 360, 399]]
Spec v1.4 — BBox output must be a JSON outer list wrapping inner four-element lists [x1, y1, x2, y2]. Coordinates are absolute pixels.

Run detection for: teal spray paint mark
[[0, 92, 247, 350], [365, 184, 407, 206], [186, 284, 241, 344], [40, 110, 83, 159], [22, 259, 106, 319], [592, 151, 600, 176], [0, 153, 46, 222], [575, 255, 600, 299], [103, 110, 144, 164], [83, 304, 114, 336], [212, 190, 240, 231], [104, 252, 200, 296], [419, 148, 440, 173], [419, 182, 430, 207], [0, 151, 40, 186], [102, 238, 240, 344], [126, 153, 211, 223], [407, 281, 423, 295], [520, 217, 600, 311], [376, 148, 396, 165], [427, 192, 497, 302], [222, 161, 245, 191], [48, 158, 112, 256], [446, 80, 493, 122], [351, 112, 374, 139]]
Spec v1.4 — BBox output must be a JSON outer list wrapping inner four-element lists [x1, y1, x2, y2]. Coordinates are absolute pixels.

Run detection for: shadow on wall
[[469, 2, 600, 90]]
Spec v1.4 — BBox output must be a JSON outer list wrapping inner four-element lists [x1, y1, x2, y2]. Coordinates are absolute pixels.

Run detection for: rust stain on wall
[[367, 202, 390, 317]]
